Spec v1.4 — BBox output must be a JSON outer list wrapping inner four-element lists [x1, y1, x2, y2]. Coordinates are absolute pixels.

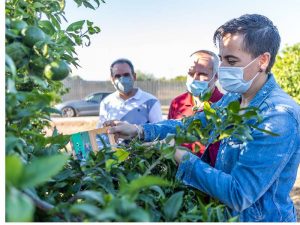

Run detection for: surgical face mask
[[113, 76, 134, 94], [186, 73, 215, 97], [218, 56, 260, 94]]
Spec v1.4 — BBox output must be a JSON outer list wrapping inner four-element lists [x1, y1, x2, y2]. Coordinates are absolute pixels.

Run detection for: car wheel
[[61, 107, 76, 117]]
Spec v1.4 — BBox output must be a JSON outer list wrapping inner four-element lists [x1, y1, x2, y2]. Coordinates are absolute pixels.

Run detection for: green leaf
[[200, 90, 212, 102], [243, 110, 258, 119], [228, 216, 239, 222], [163, 191, 184, 221], [20, 154, 69, 188], [6, 78, 17, 94], [6, 187, 34, 222], [87, 20, 93, 26], [120, 176, 170, 198], [105, 158, 117, 172], [95, 208, 116, 221], [93, 0, 100, 7], [31, 75, 48, 89], [83, 1, 95, 9], [215, 205, 225, 222], [5, 54, 16, 76], [70, 203, 101, 217], [113, 148, 129, 162], [250, 124, 280, 136], [6, 155, 24, 186], [75, 190, 104, 205], [203, 101, 217, 120], [50, 14, 61, 30], [149, 185, 165, 199], [33, 2, 45, 8], [105, 148, 129, 171], [5, 136, 26, 154], [218, 128, 234, 141], [227, 101, 240, 113], [66, 20, 85, 32], [39, 20, 56, 36], [128, 207, 150, 222]]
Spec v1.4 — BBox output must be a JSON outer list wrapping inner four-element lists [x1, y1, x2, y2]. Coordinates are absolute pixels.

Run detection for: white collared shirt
[[97, 88, 162, 128]]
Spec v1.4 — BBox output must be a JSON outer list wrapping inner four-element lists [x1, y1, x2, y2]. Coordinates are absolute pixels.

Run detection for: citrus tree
[[5, 0, 102, 221], [273, 43, 300, 103]]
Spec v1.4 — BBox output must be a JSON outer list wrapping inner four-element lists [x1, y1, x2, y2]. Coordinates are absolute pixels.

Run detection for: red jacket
[[168, 87, 223, 167]]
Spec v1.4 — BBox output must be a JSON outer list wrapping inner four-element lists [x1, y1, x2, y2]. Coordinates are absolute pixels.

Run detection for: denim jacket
[[142, 74, 300, 222]]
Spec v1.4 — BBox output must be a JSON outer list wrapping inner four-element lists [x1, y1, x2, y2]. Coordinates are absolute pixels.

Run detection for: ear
[[110, 76, 115, 84], [133, 72, 137, 81], [259, 52, 271, 72]]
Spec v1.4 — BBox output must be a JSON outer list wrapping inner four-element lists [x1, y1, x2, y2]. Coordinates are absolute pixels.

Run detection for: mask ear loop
[[207, 73, 217, 90], [243, 55, 261, 69], [199, 73, 216, 97]]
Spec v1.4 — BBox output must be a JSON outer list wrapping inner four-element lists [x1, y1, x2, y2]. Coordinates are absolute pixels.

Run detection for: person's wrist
[[133, 124, 144, 140], [174, 149, 188, 164]]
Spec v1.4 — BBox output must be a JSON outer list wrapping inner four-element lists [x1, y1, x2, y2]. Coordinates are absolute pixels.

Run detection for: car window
[[85, 93, 108, 103], [91, 94, 103, 103], [84, 95, 94, 102]]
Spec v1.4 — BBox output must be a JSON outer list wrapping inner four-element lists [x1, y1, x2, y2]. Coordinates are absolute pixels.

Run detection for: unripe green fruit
[[22, 26, 46, 47], [11, 19, 28, 33], [44, 60, 70, 81], [6, 42, 29, 67]]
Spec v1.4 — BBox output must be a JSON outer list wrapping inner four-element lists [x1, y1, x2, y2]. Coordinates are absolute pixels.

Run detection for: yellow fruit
[[44, 60, 70, 81]]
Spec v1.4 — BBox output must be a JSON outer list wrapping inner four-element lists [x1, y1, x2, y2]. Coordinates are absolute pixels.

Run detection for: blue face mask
[[218, 56, 260, 94], [186, 74, 215, 97], [113, 76, 134, 94]]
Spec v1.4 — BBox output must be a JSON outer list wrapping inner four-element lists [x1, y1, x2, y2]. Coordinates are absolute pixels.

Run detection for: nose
[[192, 73, 200, 80]]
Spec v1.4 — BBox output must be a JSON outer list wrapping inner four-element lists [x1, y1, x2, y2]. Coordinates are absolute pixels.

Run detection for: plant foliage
[[273, 43, 300, 103]]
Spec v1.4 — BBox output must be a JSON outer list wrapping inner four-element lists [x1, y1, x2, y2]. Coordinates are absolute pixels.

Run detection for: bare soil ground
[[47, 116, 300, 221]]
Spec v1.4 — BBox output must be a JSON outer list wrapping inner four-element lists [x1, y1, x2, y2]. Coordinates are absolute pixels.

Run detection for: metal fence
[[61, 78, 187, 106]]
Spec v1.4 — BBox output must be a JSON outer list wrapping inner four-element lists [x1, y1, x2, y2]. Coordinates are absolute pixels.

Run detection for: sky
[[46, 0, 300, 81]]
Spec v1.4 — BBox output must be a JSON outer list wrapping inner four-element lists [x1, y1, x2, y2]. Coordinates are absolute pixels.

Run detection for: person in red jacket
[[168, 50, 223, 166]]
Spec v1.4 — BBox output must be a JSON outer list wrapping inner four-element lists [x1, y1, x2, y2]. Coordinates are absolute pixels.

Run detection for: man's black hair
[[213, 14, 281, 73], [110, 58, 134, 76]]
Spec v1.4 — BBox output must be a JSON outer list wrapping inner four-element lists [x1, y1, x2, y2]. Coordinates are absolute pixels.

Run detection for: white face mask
[[218, 56, 260, 94]]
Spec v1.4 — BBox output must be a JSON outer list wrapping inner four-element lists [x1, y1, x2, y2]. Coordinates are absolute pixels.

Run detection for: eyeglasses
[[113, 73, 131, 79]]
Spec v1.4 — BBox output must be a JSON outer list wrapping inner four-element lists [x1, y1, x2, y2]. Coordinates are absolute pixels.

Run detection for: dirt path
[[47, 116, 300, 221]]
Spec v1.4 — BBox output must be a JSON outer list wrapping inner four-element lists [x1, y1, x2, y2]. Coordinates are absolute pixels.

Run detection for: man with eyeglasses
[[97, 58, 162, 128]]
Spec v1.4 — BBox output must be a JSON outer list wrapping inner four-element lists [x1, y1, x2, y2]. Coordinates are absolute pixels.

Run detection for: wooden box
[[70, 127, 115, 160]]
